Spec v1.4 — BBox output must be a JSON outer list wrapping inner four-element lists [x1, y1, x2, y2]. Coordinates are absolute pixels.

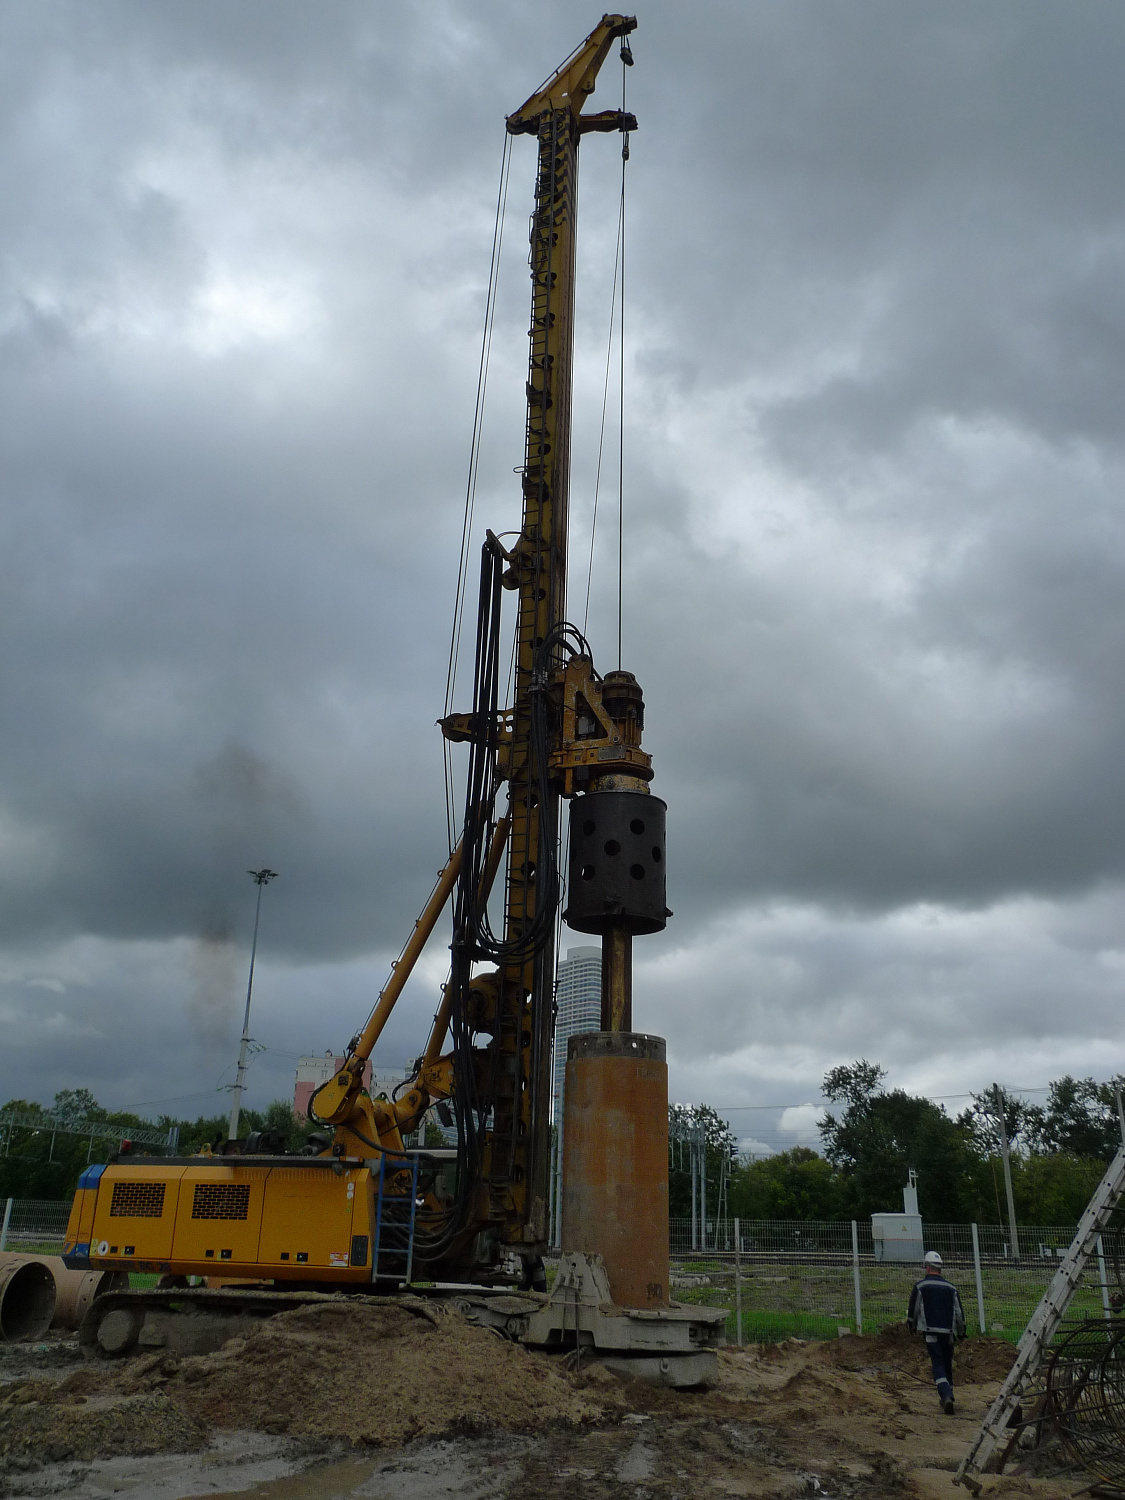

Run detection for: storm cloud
[[2, 1, 1124, 1136]]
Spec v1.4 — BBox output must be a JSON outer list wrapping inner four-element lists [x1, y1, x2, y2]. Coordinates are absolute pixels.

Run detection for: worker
[[907, 1250, 966, 1415]]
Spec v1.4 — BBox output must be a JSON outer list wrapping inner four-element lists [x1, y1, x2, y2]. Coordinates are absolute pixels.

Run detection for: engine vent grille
[[192, 1183, 250, 1221], [110, 1181, 166, 1218]]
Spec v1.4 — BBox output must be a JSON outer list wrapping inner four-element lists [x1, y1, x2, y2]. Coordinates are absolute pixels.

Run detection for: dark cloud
[[1, 1, 1124, 1121]]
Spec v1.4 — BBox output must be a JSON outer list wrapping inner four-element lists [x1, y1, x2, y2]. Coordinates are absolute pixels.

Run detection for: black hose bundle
[[412, 540, 591, 1262]]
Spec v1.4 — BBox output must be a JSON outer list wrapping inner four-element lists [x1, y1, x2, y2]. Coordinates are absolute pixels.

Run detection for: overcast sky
[[3, 1, 1125, 1155]]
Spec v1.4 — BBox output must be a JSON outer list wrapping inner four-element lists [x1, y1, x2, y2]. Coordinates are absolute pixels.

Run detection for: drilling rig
[[65, 15, 725, 1381]]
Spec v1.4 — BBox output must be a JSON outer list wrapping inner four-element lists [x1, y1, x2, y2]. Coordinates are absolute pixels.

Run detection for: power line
[[706, 1086, 1056, 1112]]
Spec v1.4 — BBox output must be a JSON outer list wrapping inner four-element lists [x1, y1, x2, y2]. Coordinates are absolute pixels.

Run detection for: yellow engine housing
[[64, 1157, 381, 1282]]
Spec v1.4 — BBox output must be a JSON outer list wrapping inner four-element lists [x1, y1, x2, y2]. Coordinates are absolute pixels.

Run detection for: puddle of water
[[183, 1456, 377, 1500]]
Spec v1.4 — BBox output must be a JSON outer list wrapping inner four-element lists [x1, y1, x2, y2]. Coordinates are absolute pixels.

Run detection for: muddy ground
[[0, 1305, 1090, 1499]]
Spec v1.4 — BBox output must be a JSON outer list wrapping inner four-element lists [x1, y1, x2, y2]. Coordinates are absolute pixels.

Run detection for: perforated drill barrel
[[563, 670, 668, 1029], [561, 669, 671, 1308]]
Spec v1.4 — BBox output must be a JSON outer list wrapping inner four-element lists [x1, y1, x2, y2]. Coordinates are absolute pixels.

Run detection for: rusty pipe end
[[0, 1257, 56, 1341]]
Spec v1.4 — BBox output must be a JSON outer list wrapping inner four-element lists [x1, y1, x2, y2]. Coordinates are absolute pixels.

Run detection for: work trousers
[[924, 1333, 954, 1404]]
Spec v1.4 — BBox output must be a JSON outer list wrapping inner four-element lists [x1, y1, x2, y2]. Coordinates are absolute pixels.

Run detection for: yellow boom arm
[[506, 13, 636, 130]]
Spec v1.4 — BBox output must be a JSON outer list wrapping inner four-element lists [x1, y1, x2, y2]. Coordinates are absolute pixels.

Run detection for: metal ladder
[[371, 1152, 420, 1284], [956, 1142, 1125, 1491]]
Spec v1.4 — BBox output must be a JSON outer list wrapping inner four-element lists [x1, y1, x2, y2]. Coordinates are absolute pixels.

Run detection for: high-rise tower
[[550, 945, 601, 1241]]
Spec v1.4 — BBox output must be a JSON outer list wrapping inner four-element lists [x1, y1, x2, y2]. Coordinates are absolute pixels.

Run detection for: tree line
[[671, 1061, 1122, 1228], [5, 1059, 1118, 1226], [0, 1090, 307, 1200], [0, 1088, 448, 1201]]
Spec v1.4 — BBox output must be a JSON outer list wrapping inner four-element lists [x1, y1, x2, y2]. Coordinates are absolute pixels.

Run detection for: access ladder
[[955, 1142, 1125, 1491], [371, 1152, 420, 1284]]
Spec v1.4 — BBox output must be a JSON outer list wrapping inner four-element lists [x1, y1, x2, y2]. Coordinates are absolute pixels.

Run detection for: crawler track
[[79, 1285, 438, 1358]]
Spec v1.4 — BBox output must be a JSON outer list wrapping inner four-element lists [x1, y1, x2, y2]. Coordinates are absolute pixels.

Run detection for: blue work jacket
[[907, 1273, 967, 1338]]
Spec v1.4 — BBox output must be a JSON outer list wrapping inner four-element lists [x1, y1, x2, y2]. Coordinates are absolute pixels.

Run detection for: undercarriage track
[[80, 1254, 725, 1389], [79, 1286, 444, 1359]]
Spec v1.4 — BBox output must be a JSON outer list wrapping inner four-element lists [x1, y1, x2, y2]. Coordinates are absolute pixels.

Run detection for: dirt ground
[[0, 1304, 1092, 1499]]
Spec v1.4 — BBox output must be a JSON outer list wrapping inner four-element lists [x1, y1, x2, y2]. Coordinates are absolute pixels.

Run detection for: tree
[[52, 1088, 103, 1123], [0, 1093, 317, 1198], [1012, 1152, 1107, 1224], [820, 1060, 975, 1220], [822, 1060, 886, 1108], [1024, 1076, 1124, 1161], [0, 1091, 151, 1200], [958, 1089, 1038, 1155], [260, 1100, 305, 1152], [164, 1101, 309, 1157], [729, 1147, 848, 1221]]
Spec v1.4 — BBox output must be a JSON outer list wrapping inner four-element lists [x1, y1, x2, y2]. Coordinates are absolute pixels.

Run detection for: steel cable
[[444, 131, 513, 852]]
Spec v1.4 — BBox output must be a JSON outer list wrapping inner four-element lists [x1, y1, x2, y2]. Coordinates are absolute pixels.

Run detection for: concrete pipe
[[0, 1253, 126, 1333], [561, 1031, 670, 1310], [0, 1257, 55, 1341]]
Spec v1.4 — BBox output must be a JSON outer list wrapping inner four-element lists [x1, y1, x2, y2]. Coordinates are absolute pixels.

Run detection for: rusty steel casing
[[561, 1031, 669, 1309], [0, 1256, 55, 1341], [45, 1258, 128, 1329], [0, 1253, 125, 1333]]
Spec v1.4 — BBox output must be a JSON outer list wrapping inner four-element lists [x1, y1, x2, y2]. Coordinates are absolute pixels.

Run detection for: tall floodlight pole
[[228, 868, 278, 1141]]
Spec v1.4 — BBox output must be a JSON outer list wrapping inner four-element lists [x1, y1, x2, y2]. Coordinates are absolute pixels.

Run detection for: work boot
[[943, 1398, 955, 1415]]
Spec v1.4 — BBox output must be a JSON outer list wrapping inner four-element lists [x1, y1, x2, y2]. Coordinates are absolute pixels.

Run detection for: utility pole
[[693, 1128, 702, 1254], [993, 1084, 1020, 1262], [228, 868, 278, 1141]]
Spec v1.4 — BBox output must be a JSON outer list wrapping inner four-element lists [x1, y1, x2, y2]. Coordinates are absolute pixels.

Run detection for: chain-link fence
[[1, 1199, 1104, 1348], [0, 1198, 71, 1253], [669, 1217, 1108, 1344]]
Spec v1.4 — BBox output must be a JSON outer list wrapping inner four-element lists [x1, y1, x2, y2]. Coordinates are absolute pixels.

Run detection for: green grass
[[122, 1257, 1100, 1348], [668, 1257, 1110, 1345], [731, 1310, 844, 1343]]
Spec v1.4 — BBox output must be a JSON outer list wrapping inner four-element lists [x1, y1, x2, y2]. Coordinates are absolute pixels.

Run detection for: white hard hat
[[924, 1250, 943, 1269]]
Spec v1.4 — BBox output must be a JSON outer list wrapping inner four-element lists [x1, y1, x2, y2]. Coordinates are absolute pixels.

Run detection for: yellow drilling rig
[[64, 17, 722, 1377]]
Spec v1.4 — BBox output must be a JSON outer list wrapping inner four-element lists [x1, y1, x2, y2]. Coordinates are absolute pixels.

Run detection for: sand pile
[[806, 1321, 1016, 1383], [714, 1343, 909, 1431], [951, 1335, 1018, 1382], [120, 1296, 612, 1448], [711, 1324, 1016, 1427], [0, 1376, 207, 1480]]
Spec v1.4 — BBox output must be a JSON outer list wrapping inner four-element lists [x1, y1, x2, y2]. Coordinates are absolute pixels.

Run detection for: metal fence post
[[734, 1216, 743, 1346], [0, 1197, 11, 1252], [690, 1138, 698, 1251], [1097, 1234, 1112, 1321], [971, 1222, 987, 1334], [851, 1219, 863, 1334]]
